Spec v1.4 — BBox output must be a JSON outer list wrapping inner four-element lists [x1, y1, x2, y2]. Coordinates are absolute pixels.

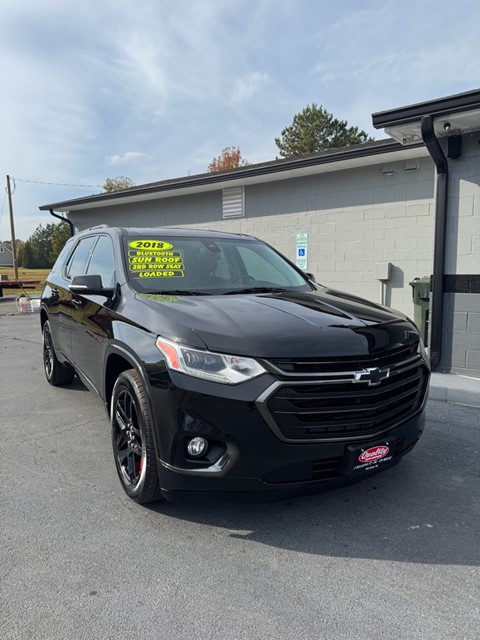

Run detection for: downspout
[[49, 209, 74, 238], [420, 115, 448, 370]]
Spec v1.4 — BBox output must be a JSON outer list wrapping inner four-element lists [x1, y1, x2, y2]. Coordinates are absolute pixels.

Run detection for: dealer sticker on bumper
[[342, 439, 396, 476]]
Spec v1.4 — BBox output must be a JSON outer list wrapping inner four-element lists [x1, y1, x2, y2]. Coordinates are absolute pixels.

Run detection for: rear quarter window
[[86, 235, 115, 288], [65, 236, 97, 280], [50, 239, 76, 275]]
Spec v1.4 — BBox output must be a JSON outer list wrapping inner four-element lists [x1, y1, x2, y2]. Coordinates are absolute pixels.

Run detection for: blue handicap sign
[[297, 248, 306, 257]]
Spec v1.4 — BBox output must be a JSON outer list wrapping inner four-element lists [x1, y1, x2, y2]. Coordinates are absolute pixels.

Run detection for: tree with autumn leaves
[[103, 176, 135, 192], [208, 147, 249, 172], [209, 104, 372, 171]]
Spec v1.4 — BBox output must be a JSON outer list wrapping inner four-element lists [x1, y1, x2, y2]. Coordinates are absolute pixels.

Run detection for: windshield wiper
[[222, 287, 288, 295]]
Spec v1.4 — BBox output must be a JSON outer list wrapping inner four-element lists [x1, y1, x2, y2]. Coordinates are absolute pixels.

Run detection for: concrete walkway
[[430, 372, 480, 408], [1, 295, 479, 407]]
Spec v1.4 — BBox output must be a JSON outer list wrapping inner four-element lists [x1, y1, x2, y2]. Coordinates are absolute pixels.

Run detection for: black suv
[[41, 226, 430, 503]]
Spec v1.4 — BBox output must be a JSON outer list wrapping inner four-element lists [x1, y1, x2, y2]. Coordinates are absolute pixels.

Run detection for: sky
[[1, 0, 479, 240]]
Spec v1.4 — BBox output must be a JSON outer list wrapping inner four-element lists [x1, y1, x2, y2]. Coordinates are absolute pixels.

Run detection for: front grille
[[312, 457, 341, 480], [266, 439, 409, 484], [261, 355, 429, 442], [269, 342, 418, 375]]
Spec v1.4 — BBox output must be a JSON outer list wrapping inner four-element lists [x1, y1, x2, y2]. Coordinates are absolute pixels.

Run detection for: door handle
[[71, 298, 83, 309]]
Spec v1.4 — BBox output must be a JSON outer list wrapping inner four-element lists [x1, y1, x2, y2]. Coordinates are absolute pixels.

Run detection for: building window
[[222, 186, 245, 219]]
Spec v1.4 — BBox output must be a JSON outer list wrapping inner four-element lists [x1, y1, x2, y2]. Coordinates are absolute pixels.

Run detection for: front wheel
[[111, 369, 163, 504], [42, 320, 75, 386]]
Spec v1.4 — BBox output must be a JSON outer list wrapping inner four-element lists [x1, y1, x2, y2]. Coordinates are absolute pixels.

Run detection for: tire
[[43, 320, 75, 386], [111, 369, 163, 504]]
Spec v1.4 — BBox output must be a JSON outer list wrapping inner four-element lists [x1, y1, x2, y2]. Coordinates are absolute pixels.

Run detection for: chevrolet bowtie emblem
[[352, 367, 390, 386]]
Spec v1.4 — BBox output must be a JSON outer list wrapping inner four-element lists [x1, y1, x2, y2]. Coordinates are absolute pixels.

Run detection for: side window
[[87, 236, 115, 288], [51, 240, 75, 275], [65, 236, 96, 280]]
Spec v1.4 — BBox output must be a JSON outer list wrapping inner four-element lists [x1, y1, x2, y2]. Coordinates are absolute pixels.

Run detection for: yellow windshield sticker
[[127, 240, 185, 278], [128, 240, 173, 250], [140, 294, 181, 303], [137, 270, 183, 278]]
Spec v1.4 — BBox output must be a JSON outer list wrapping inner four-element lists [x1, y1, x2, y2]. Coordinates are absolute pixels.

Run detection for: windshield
[[123, 235, 312, 295]]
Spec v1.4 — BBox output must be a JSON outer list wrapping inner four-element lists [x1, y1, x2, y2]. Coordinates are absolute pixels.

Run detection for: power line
[[11, 177, 103, 188]]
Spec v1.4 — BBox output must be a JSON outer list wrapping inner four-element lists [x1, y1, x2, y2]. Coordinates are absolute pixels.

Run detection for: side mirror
[[69, 274, 114, 298]]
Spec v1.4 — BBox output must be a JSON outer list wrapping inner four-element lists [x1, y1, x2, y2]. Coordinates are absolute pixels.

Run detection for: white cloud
[[107, 152, 147, 166]]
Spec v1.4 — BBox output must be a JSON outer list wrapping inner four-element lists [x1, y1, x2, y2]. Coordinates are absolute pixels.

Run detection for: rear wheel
[[42, 320, 75, 386], [111, 369, 163, 504]]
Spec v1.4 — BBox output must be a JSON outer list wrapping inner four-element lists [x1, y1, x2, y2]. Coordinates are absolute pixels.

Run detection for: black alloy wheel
[[111, 369, 162, 503], [42, 320, 75, 386]]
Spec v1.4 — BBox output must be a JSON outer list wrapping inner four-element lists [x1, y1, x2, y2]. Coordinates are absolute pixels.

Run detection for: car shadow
[[42, 375, 91, 393], [147, 405, 480, 568]]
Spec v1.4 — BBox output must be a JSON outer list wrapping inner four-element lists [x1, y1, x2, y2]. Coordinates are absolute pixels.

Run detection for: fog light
[[186, 437, 208, 458]]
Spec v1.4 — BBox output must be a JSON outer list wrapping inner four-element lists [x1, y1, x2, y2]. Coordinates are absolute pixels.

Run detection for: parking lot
[[1, 312, 479, 640]]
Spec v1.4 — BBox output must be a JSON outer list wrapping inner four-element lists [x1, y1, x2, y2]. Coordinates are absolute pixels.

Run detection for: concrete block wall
[[71, 190, 223, 231], [439, 134, 480, 376], [445, 135, 480, 274], [178, 157, 436, 318], [443, 293, 480, 374], [70, 146, 480, 375], [72, 156, 435, 321]]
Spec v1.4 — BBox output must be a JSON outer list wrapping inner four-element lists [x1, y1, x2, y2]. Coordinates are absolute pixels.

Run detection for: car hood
[[134, 288, 417, 358]]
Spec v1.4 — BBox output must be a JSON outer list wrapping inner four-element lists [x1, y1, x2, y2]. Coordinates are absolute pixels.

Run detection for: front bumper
[[147, 363, 429, 502]]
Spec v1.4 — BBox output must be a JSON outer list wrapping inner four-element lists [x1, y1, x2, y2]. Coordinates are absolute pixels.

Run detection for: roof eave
[[372, 88, 480, 145], [40, 138, 426, 213], [372, 88, 480, 128]]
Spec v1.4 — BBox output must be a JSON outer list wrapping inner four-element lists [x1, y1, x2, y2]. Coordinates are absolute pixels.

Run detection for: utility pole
[[6, 175, 18, 280]]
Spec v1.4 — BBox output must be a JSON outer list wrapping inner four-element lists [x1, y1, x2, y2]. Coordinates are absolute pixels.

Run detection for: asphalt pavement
[[1, 312, 480, 640]]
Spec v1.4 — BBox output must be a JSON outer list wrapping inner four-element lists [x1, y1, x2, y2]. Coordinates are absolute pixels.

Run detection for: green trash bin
[[409, 276, 431, 347]]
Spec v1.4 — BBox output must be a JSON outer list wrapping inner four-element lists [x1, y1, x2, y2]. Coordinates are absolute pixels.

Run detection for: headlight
[[155, 337, 266, 384]]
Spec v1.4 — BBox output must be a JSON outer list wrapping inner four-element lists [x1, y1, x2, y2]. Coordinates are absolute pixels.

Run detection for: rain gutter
[[420, 115, 448, 370], [49, 209, 75, 237]]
